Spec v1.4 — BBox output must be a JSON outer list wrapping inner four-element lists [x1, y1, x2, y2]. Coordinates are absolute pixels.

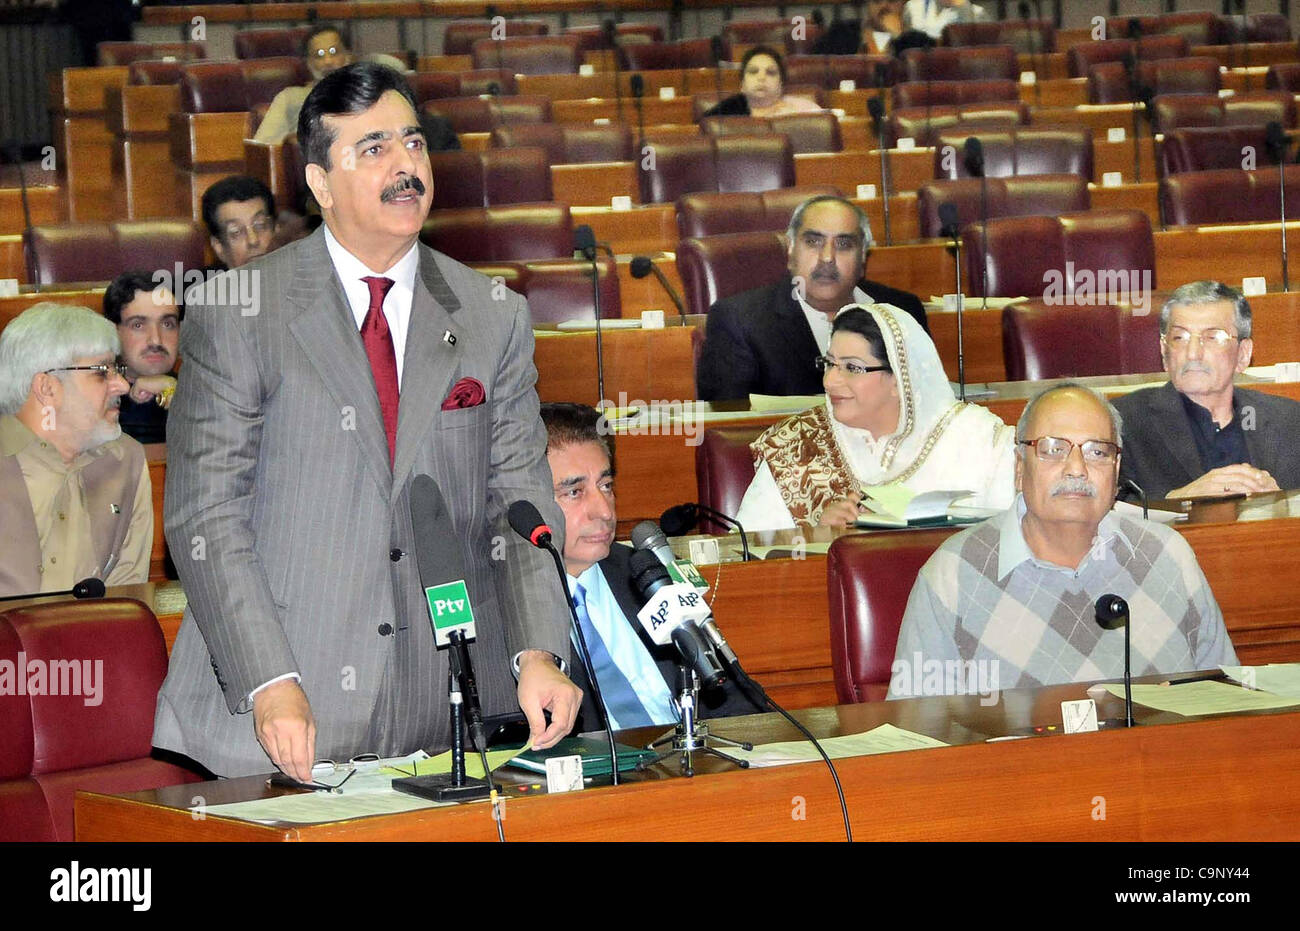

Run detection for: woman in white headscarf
[[736, 302, 1015, 531]]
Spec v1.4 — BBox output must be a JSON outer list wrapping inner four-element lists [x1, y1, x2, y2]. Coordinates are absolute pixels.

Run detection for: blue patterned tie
[[572, 582, 656, 729]]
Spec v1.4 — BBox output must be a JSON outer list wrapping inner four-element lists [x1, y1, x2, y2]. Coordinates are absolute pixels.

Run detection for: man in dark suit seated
[[1115, 280, 1300, 501], [696, 194, 929, 402], [541, 402, 756, 733]]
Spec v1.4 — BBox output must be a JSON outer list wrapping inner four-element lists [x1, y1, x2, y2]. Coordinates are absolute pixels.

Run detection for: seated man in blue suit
[[696, 194, 928, 402], [541, 402, 755, 732]]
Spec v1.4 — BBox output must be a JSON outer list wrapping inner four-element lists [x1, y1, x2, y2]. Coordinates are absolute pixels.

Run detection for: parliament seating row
[[942, 13, 1290, 54], [408, 69, 519, 101], [1162, 166, 1300, 227], [0, 599, 202, 842], [1086, 56, 1221, 105]]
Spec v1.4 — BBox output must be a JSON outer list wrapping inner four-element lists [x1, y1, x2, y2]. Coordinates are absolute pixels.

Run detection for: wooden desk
[[49, 67, 128, 222], [74, 683, 1300, 841]]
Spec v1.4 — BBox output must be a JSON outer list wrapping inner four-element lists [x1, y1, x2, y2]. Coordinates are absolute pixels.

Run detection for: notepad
[[854, 485, 978, 528], [1101, 680, 1300, 715], [721, 724, 949, 768]]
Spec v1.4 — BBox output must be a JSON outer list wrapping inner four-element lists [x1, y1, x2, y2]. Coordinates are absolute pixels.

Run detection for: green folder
[[506, 737, 659, 778]]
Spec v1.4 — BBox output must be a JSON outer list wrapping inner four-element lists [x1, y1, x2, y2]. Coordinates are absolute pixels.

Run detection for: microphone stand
[[8, 142, 40, 294], [868, 95, 893, 246], [1280, 158, 1290, 293], [1020, 2, 1042, 109], [938, 203, 966, 400], [1095, 595, 1136, 728], [606, 20, 625, 122], [577, 231, 608, 405], [642, 665, 752, 777], [693, 502, 752, 561], [1124, 55, 1143, 184]]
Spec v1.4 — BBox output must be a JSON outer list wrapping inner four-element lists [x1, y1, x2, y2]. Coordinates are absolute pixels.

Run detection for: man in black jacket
[[696, 194, 928, 402], [1115, 280, 1300, 501], [541, 403, 757, 733]]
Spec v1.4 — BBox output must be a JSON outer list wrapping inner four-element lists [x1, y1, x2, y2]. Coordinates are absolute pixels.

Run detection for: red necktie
[[360, 276, 398, 464]]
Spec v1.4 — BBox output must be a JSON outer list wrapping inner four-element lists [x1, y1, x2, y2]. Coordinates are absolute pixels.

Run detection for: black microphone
[[1121, 53, 1145, 185], [0, 577, 106, 604], [867, 96, 893, 246], [5, 141, 40, 294], [485, 81, 500, 97], [629, 72, 646, 153], [574, 225, 607, 403], [1095, 593, 1135, 728], [709, 34, 725, 103], [1267, 120, 1291, 292], [628, 549, 726, 691], [937, 201, 966, 401], [964, 136, 989, 311], [630, 255, 688, 323], [604, 19, 624, 122], [1123, 478, 1149, 521], [1233, 0, 1251, 91], [506, 500, 621, 784], [657, 502, 752, 561], [1127, 17, 1143, 40], [1018, 0, 1042, 108]]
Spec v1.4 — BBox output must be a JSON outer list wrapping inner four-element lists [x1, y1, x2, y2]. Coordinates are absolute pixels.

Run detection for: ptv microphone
[[867, 96, 893, 246], [964, 136, 990, 311], [628, 549, 725, 691], [1095, 593, 1135, 728], [0, 577, 106, 604], [937, 201, 966, 401], [1267, 120, 1291, 292], [630, 255, 688, 323]]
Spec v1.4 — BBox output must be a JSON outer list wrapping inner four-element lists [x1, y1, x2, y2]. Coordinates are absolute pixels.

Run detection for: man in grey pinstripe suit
[[153, 63, 580, 780]]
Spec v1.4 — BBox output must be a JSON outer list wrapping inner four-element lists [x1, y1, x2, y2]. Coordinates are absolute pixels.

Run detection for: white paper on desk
[[926, 295, 1029, 311], [746, 541, 834, 560], [1221, 663, 1300, 698], [747, 393, 823, 412], [722, 723, 948, 768], [1101, 680, 1300, 716], [203, 790, 455, 825]]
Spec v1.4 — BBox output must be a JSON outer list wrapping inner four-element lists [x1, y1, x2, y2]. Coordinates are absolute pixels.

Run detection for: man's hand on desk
[[517, 650, 581, 750], [1168, 464, 1280, 499], [253, 679, 317, 783], [818, 494, 863, 529]]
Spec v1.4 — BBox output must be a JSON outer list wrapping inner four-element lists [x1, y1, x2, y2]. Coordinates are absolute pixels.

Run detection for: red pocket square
[[442, 377, 486, 410]]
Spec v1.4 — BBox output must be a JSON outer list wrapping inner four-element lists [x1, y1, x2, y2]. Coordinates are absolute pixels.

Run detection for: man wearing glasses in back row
[[0, 304, 153, 597], [1115, 280, 1300, 501], [888, 383, 1237, 698]]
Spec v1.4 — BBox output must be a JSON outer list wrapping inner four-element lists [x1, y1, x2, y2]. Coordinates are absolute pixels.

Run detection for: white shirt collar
[[996, 493, 1135, 580]]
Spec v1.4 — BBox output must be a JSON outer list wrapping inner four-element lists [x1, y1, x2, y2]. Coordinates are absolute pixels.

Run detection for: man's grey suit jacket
[[1115, 381, 1300, 501], [154, 226, 571, 776]]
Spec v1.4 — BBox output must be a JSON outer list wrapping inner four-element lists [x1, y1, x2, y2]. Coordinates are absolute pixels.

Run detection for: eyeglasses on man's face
[[1162, 327, 1239, 351], [221, 215, 274, 244], [1018, 436, 1120, 464], [815, 354, 890, 377], [45, 363, 129, 381]]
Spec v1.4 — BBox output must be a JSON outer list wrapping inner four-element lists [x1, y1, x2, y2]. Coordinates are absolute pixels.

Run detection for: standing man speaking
[[155, 63, 580, 780]]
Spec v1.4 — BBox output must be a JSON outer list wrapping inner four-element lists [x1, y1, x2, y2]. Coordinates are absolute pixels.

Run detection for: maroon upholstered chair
[[901, 45, 1018, 82], [443, 19, 549, 56], [458, 69, 517, 96], [700, 112, 844, 154], [420, 95, 551, 134], [420, 204, 573, 262], [0, 600, 203, 842], [827, 531, 953, 704], [240, 57, 311, 110], [963, 210, 1156, 300], [933, 128, 1095, 182], [720, 19, 822, 57], [491, 123, 635, 164], [638, 135, 796, 204], [1161, 167, 1300, 226], [915, 175, 1090, 239], [97, 41, 206, 66], [620, 38, 716, 72], [1160, 125, 1274, 175], [1001, 304, 1163, 381], [786, 54, 895, 90], [1106, 12, 1224, 46], [564, 23, 664, 53], [675, 231, 788, 318], [24, 220, 206, 286], [891, 79, 1021, 109], [695, 426, 765, 534], [428, 148, 552, 208], [234, 27, 314, 60], [408, 72, 462, 104], [1151, 92, 1298, 132], [1232, 14, 1292, 44], [1088, 57, 1222, 105], [1066, 36, 1189, 78], [472, 36, 581, 75], [943, 20, 1055, 54], [470, 258, 621, 323], [888, 104, 1029, 147], [1266, 63, 1300, 93], [676, 185, 841, 239], [180, 62, 250, 113], [127, 59, 191, 86]]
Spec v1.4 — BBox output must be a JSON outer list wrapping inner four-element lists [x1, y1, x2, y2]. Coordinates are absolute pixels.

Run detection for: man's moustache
[[1179, 362, 1213, 375], [1049, 477, 1096, 497], [381, 177, 427, 202], [811, 265, 840, 281]]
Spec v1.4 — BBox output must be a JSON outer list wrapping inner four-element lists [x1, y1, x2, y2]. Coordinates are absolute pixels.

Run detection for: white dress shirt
[[796, 285, 871, 355], [323, 224, 419, 388]]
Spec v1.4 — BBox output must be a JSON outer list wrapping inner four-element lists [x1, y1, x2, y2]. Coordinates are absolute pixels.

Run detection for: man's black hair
[[200, 175, 275, 240], [302, 23, 348, 57], [298, 61, 418, 170], [103, 270, 167, 324]]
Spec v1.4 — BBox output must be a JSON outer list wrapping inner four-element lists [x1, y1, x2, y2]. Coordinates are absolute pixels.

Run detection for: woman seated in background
[[702, 46, 822, 118], [736, 303, 1016, 531]]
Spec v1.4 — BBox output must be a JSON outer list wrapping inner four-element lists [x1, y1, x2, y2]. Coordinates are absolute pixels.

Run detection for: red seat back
[[1161, 125, 1274, 175], [470, 258, 621, 324], [620, 38, 716, 71], [696, 426, 765, 534], [676, 185, 841, 239], [97, 41, 205, 66], [700, 112, 843, 154], [901, 45, 1018, 82], [240, 57, 311, 110], [421, 95, 551, 134], [428, 147, 553, 208], [443, 19, 549, 56], [888, 104, 1028, 147], [934, 127, 1095, 182], [891, 78, 1021, 109], [1066, 36, 1188, 78], [786, 54, 895, 90], [1160, 167, 1300, 226], [472, 35, 581, 75], [675, 231, 788, 318], [638, 136, 796, 204], [421, 204, 572, 261], [491, 123, 635, 164], [234, 27, 314, 60], [1001, 304, 1162, 381], [180, 62, 249, 113], [25, 220, 207, 286], [916, 175, 1090, 239], [943, 20, 1055, 54]]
